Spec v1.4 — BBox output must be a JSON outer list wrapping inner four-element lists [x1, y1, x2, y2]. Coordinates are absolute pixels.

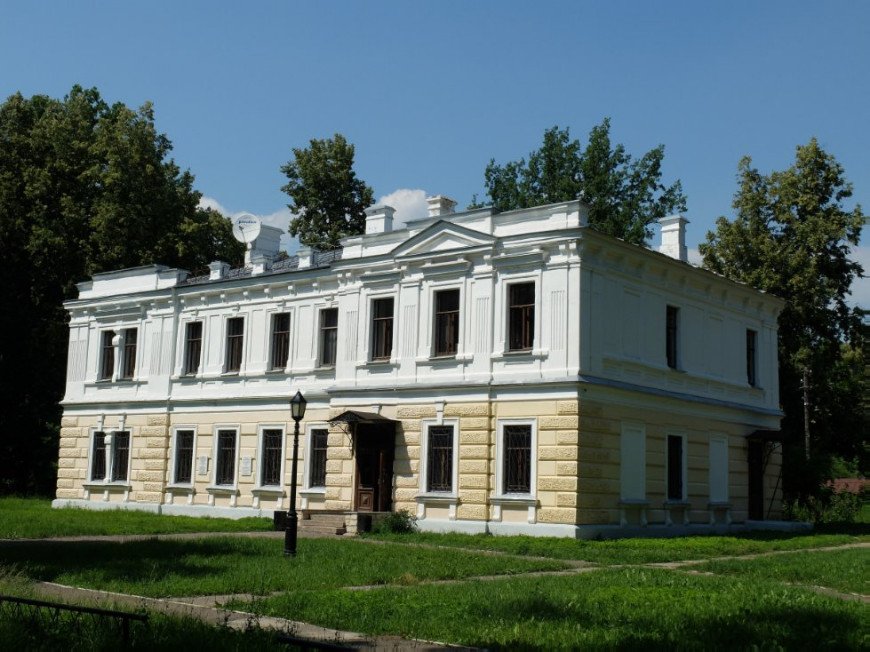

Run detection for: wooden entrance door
[[354, 424, 395, 512], [748, 440, 765, 521]]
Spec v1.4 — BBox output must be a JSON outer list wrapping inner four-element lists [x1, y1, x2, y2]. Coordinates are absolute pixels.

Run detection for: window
[[173, 430, 195, 484], [260, 428, 284, 487], [99, 331, 115, 380], [433, 289, 460, 356], [502, 424, 533, 494], [215, 429, 237, 486], [508, 283, 535, 351], [666, 305, 679, 369], [426, 425, 455, 492], [620, 423, 646, 501], [371, 297, 394, 360], [319, 308, 338, 367], [270, 313, 291, 371], [111, 431, 130, 481], [746, 329, 758, 387], [667, 435, 684, 501], [308, 428, 329, 488], [225, 317, 244, 373], [89, 430, 130, 483], [90, 432, 107, 481], [120, 328, 137, 379], [183, 322, 203, 375]]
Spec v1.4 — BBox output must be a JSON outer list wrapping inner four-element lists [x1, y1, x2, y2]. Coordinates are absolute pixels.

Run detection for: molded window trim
[[494, 418, 537, 498], [418, 418, 460, 496], [257, 424, 286, 488], [170, 426, 197, 486], [211, 426, 240, 488], [304, 423, 330, 490], [665, 432, 688, 502]]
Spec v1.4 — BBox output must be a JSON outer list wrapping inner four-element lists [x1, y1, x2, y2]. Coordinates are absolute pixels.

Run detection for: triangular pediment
[[391, 220, 496, 260]]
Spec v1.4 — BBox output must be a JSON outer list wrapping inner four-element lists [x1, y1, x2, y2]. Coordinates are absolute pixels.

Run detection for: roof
[[328, 410, 398, 425], [179, 249, 342, 287]]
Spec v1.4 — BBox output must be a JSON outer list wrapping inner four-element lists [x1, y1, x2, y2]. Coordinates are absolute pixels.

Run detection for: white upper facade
[[62, 198, 783, 417]]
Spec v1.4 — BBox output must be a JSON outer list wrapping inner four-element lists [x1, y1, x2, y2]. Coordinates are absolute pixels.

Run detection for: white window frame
[[365, 292, 397, 363], [666, 304, 681, 370], [96, 328, 118, 381], [210, 425, 241, 489], [86, 427, 132, 485], [428, 284, 464, 359], [178, 317, 205, 377], [619, 422, 647, 501], [118, 327, 139, 380], [256, 424, 286, 489], [316, 306, 339, 368], [418, 418, 460, 496], [708, 434, 729, 503], [498, 273, 543, 355], [665, 431, 688, 502], [494, 418, 537, 498], [266, 308, 294, 373], [222, 315, 246, 374], [303, 423, 330, 491], [169, 426, 198, 487]]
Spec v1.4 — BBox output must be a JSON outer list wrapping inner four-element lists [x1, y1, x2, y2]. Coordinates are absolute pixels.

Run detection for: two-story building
[[54, 196, 786, 537]]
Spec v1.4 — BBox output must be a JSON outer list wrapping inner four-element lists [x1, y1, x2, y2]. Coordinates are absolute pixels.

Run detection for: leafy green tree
[[700, 139, 866, 497], [0, 86, 242, 494], [473, 120, 686, 245], [280, 134, 374, 249]]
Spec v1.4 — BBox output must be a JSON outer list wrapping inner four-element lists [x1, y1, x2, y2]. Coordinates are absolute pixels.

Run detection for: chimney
[[208, 261, 230, 280], [246, 225, 283, 266], [427, 195, 457, 218], [297, 247, 312, 269], [365, 205, 395, 234], [658, 215, 689, 262]]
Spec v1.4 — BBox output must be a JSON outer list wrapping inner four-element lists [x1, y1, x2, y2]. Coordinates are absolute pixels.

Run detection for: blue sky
[[2, 1, 868, 306]]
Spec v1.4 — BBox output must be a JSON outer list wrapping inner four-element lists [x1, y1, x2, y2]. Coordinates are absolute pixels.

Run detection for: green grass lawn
[[695, 547, 868, 595], [237, 567, 868, 650], [2, 501, 867, 649], [0, 536, 568, 597], [367, 529, 868, 564], [0, 497, 272, 538]]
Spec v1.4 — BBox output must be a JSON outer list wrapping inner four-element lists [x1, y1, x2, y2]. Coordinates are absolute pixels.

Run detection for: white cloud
[[687, 247, 703, 266], [377, 188, 429, 227], [198, 196, 299, 254]]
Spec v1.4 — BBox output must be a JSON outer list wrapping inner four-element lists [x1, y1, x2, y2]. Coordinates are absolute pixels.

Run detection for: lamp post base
[[283, 511, 298, 556]]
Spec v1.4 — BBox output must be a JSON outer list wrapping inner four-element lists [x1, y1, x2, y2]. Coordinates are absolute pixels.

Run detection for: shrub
[[785, 489, 861, 524], [371, 509, 418, 534]]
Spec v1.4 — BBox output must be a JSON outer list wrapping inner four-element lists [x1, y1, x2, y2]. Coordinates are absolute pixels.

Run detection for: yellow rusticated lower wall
[[56, 396, 782, 527]]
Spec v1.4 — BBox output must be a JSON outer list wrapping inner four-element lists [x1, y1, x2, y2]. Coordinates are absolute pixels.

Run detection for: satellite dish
[[233, 213, 262, 245]]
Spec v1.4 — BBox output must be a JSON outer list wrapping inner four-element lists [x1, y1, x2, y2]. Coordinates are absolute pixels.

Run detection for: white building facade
[[55, 197, 785, 537]]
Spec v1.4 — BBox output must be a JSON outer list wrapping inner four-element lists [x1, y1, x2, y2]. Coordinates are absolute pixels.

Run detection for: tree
[[280, 134, 374, 250], [0, 86, 243, 494], [699, 139, 866, 497], [473, 120, 686, 245]]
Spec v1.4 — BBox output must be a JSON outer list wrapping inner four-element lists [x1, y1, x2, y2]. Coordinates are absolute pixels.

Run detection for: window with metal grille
[[309, 429, 328, 488], [111, 431, 130, 482], [426, 425, 454, 492], [215, 429, 237, 485], [508, 283, 535, 351], [183, 322, 202, 375], [120, 329, 137, 379], [270, 313, 291, 371], [225, 317, 244, 372], [99, 331, 115, 380], [746, 329, 758, 387], [260, 429, 283, 487], [371, 298, 394, 360], [667, 435, 683, 500], [433, 289, 460, 356], [503, 424, 532, 493], [319, 308, 338, 366], [90, 432, 106, 481], [666, 305, 679, 369], [174, 430, 195, 484]]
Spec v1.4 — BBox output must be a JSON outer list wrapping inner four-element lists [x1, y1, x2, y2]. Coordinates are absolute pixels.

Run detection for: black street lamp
[[284, 389, 307, 556]]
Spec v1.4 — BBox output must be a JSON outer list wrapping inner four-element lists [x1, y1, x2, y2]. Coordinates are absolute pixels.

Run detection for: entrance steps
[[273, 510, 391, 537]]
